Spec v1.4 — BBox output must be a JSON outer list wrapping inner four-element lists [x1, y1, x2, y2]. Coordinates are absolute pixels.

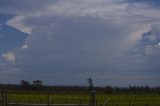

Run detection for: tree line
[[0, 80, 160, 94]]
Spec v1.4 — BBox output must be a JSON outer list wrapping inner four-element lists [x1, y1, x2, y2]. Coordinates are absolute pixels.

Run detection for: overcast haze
[[0, 0, 160, 86]]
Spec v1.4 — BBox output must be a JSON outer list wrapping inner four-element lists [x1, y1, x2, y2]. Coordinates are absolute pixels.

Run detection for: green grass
[[2, 92, 160, 106], [6, 92, 90, 104]]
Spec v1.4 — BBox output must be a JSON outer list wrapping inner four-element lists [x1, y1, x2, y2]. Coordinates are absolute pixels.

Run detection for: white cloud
[[145, 45, 160, 56], [2, 52, 16, 62], [6, 15, 32, 34], [120, 23, 152, 51], [0, 0, 160, 85], [21, 44, 28, 49]]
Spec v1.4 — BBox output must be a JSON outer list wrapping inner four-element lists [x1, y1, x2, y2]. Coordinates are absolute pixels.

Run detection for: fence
[[0, 91, 91, 106], [0, 92, 7, 106], [1, 91, 160, 106]]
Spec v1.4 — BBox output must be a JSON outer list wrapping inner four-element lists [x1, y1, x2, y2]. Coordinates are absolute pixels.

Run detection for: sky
[[0, 0, 160, 86]]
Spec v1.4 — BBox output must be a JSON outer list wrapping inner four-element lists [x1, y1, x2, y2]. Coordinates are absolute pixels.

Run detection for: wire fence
[[1, 91, 160, 106], [0, 91, 90, 106]]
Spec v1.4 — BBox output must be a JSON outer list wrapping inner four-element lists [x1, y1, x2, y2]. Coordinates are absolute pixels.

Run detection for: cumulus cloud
[[2, 52, 16, 62], [21, 44, 28, 49], [145, 45, 160, 57], [0, 0, 58, 14], [0, 0, 160, 86], [7, 15, 32, 34]]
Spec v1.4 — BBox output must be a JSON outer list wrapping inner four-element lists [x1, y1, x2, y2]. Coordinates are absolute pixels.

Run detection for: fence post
[[5, 91, 7, 106], [2, 92, 4, 106], [79, 99, 82, 106], [28, 92, 31, 103], [47, 92, 50, 106], [90, 90, 96, 106], [87, 78, 96, 106]]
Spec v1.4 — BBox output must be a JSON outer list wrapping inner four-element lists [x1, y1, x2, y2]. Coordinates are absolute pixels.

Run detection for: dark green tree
[[32, 80, 43, 91], [20, 80, 30, 90], [87, 78, 94, 91]]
